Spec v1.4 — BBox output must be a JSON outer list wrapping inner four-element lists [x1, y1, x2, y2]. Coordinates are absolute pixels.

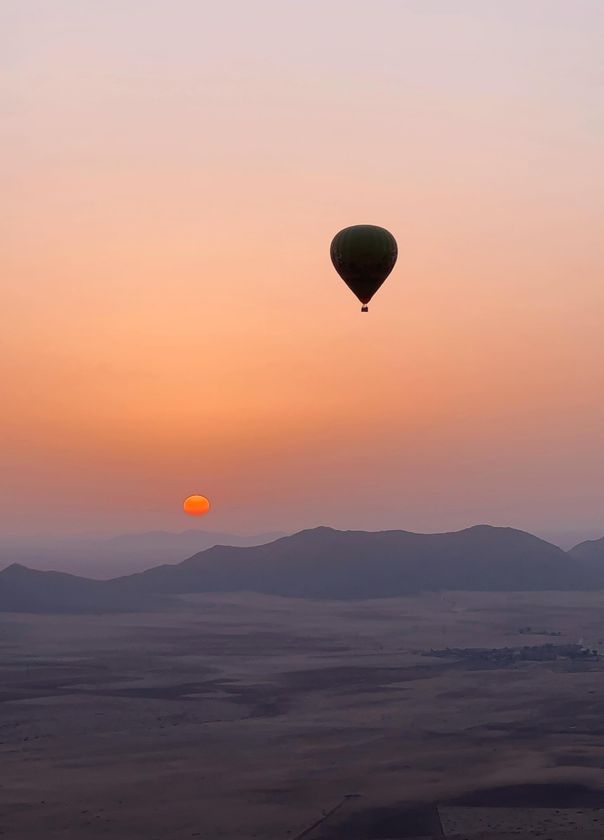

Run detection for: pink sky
[[3, 1, 604, 537]]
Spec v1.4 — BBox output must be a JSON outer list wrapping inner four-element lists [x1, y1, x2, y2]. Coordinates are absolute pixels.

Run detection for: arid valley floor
[[3, 592, 604, 839]]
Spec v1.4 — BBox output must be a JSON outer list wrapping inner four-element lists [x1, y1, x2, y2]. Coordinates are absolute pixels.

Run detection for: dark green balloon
[[330, 225, 397, 308]]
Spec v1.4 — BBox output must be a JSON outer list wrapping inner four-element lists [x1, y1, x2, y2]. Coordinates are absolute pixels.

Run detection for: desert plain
[[3, 591, 604, 839]]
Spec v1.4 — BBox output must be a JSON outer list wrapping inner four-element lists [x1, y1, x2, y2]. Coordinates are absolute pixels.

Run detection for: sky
[[2, 1, 604, 539]]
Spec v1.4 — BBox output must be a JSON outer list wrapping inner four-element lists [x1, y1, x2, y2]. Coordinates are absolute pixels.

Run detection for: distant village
[[517, 626, 561, 636], [424, 643, 600, 665]]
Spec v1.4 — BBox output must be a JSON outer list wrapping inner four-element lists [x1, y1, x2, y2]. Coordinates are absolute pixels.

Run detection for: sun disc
[[183, 494, 211, 517]]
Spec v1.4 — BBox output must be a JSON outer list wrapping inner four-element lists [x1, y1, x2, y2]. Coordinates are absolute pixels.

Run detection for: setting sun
[[183, 494, 211, 517]]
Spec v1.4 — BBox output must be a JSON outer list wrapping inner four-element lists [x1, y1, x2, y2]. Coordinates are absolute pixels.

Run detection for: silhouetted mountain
[[110, 525, 583, 599], [568, 536, 604, 584], [0, 529, 285, 578], [0, 564, 160, 613], [534, 527, 604, 550], [1, 525, 596, 612]]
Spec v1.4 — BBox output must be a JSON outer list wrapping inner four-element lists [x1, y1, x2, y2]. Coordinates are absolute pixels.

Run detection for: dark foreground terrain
[[2, 591, 604, 839]]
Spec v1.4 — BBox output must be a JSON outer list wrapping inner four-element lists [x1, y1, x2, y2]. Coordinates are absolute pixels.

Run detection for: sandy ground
[[2, 591, 604, 839]]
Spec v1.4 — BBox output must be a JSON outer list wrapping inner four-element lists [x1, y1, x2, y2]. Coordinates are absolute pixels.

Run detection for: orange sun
[[183, 494, 211, 517]]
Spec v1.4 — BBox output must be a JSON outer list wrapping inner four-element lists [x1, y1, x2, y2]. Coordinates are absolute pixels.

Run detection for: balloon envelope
[[330, 225, 397, 306]]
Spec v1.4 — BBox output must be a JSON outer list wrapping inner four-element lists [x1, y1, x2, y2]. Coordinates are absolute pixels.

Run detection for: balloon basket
[[361, 305, 368, 312]]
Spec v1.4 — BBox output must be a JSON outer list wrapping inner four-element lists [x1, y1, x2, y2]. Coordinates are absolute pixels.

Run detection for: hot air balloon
[[330, 224, 397, 311]]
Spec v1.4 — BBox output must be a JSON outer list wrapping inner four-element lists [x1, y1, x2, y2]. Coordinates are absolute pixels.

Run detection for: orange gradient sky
[[3, 1, 604, 537]]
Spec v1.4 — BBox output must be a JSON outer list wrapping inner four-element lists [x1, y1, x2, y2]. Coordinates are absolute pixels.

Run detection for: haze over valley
[[0, 529, 285, 579]]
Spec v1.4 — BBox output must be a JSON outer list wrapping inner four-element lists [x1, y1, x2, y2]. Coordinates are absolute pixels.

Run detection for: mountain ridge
[[0, 529, 285, 578], [2, 524, 603, 612], [569, 535, 604, 558]]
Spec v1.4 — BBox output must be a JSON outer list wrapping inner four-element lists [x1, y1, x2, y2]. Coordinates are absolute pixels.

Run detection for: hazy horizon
[[1, 521, 603, 552], [4, 0, 604, 539]]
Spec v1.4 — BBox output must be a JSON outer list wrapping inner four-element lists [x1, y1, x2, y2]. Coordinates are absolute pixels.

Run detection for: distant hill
[[0, 564, 163, 613], [0, 525, 597, 613], [111, 525, 584, 599], [534, 527, 604, 550], [0, 529, 285, 578], [568, 536, 604, 584]]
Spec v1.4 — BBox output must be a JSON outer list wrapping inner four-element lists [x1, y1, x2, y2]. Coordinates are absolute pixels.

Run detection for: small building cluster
[[517, 626, 562, 636], [424, 643, 599, 665]]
